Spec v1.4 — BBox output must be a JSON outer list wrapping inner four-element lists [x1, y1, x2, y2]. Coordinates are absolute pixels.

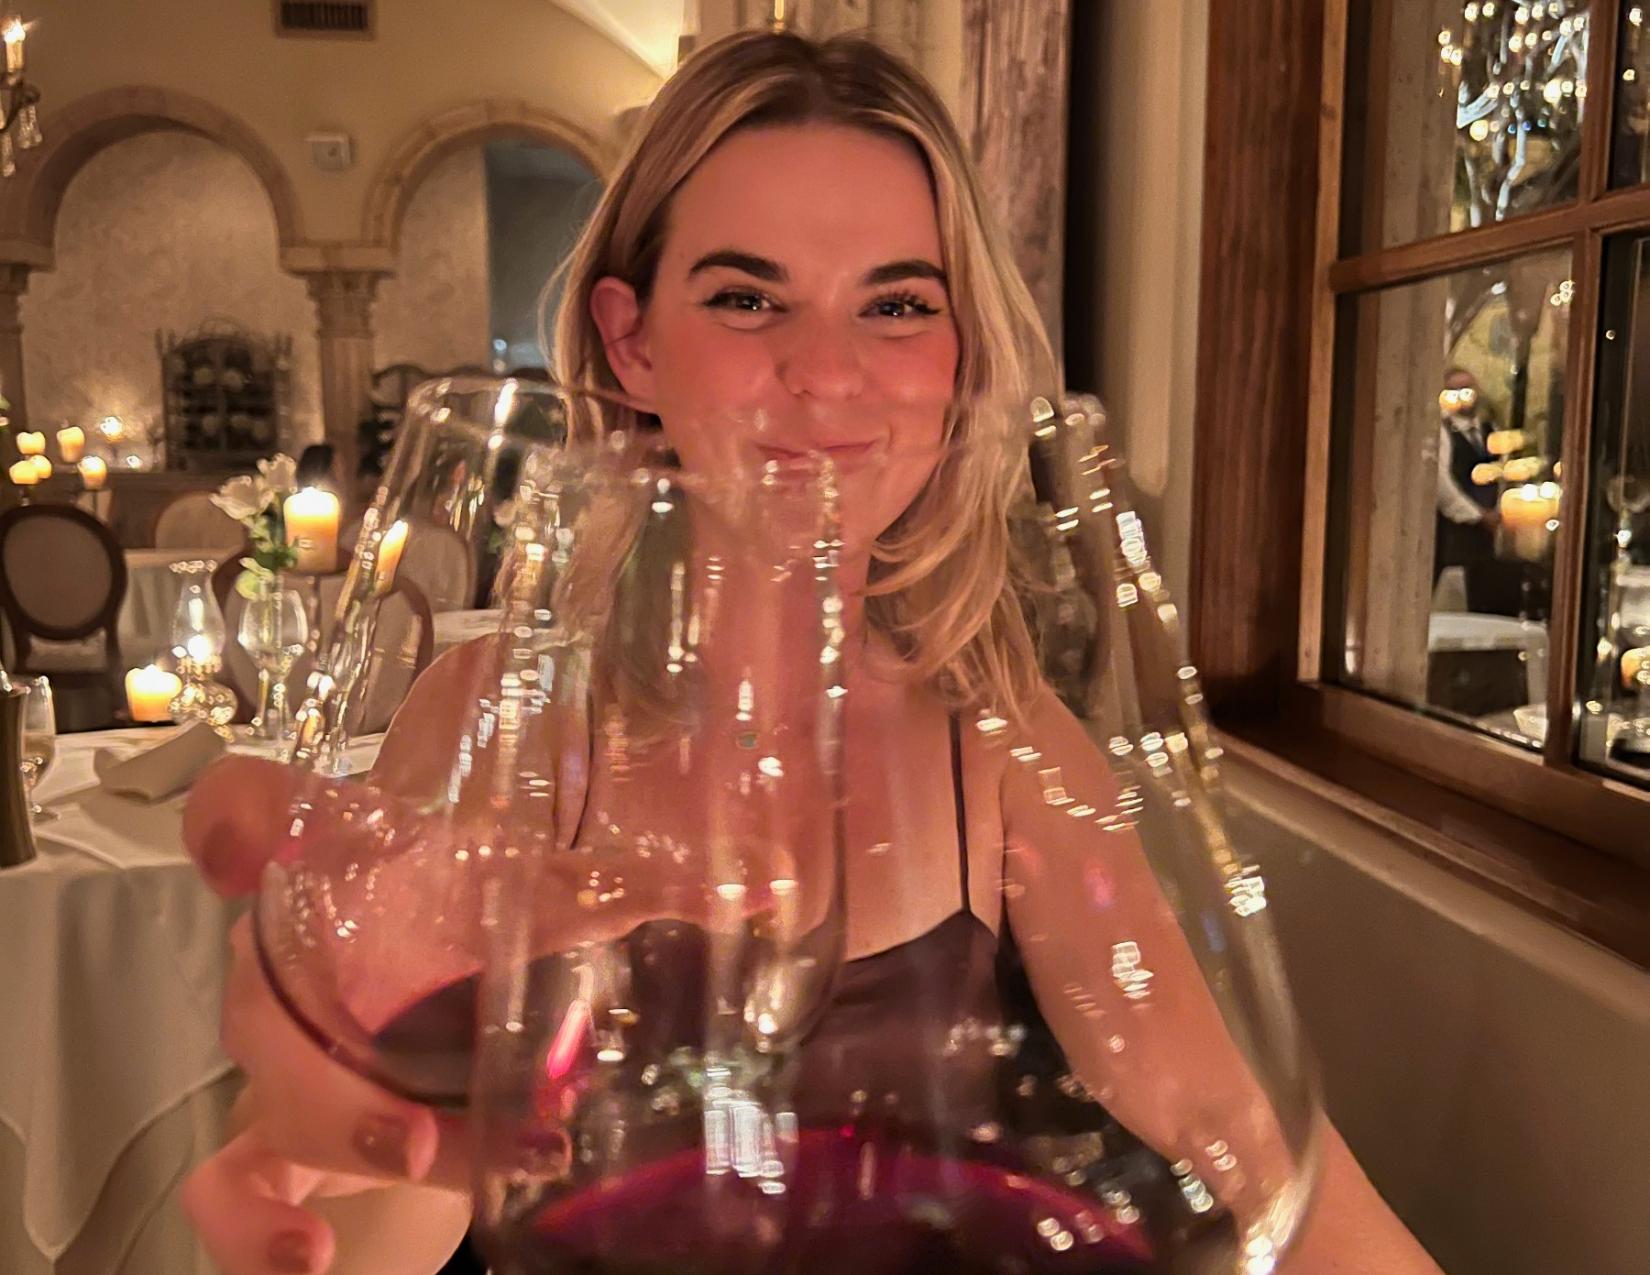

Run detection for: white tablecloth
[[1428, 610, 1548, 703], [0, 728, 380, 1275], [118, 550, 225, 668]]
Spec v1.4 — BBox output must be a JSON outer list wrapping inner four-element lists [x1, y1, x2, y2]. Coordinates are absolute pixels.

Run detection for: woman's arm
[[998, 688, 1442, 1273]]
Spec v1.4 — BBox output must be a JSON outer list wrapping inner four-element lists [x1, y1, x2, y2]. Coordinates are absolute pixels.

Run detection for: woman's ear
[[589, 277, 656, 409]]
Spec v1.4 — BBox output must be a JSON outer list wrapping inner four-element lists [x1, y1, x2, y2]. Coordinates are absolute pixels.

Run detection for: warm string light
[[1439, 0, 1586, 169]]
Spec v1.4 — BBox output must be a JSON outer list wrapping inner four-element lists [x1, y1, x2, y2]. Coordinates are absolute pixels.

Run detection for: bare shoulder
[[989, 685, 1122, 837]]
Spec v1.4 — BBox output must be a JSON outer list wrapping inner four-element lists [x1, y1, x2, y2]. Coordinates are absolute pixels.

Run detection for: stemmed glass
[[259, 379, 848, 1119], [238, 586, 309, 741], [247, 380, 1321, 1275], [19, 675, 56, 823]]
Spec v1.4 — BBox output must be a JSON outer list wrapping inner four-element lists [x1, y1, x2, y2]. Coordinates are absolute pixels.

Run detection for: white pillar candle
[[126, 665, 182, 723], [28, 454, 51, 481], [14, 430, 43, 456], [284, 487, 341, 573], [56, 426, 85, 463], [1499, 482, 1561, 561], [8, 458, 37, 486], [374, 519, 409, 594], [77, 456, 108, 490]]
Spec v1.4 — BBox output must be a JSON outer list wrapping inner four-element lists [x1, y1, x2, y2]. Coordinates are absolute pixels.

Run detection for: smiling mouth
[[755, 441, 880, 463]]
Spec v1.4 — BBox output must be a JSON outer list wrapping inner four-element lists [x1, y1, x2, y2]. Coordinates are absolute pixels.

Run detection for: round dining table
[[0, 726, 379, 1275]]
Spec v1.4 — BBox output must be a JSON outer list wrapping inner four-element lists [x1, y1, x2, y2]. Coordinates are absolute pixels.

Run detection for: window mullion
[[1579, 0, 1623, 203], [1546, 228, 1606, 765]]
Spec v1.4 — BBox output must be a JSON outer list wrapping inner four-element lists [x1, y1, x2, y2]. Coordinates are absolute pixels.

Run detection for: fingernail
[[352, 1112, 410, 1175], [268, 1231, 312, 1274]]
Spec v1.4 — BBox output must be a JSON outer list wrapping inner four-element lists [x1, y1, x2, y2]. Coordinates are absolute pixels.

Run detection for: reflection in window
[[1579, 235, 1650, 784], [1613, 2, 1650, 185], [1334, 250, 1572, 749], [1369, 1, 1589, 249]]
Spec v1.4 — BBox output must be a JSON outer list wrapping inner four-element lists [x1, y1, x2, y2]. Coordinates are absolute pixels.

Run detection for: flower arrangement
[[210, 453, 299, 597]]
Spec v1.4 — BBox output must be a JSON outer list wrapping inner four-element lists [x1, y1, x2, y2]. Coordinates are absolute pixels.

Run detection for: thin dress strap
[[949, 714, 970, 915]]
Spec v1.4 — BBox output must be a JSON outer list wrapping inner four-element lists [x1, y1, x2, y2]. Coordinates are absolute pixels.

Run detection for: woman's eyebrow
[[687, 250, 786, 281], [861, 259, 947, 288]]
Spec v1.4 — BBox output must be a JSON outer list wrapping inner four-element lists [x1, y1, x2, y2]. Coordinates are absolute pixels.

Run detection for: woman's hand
[[180, 756, 465, 1275]]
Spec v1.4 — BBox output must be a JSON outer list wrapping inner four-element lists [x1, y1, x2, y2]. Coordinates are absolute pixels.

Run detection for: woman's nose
[[775, 313, 867, 402]]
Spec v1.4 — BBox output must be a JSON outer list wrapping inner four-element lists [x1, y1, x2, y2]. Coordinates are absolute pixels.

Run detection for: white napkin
[[92, 721, 227, 801]]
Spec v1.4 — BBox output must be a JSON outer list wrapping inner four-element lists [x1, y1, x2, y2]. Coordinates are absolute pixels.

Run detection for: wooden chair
[[153, 491, 245, 551], [0, 504, 128, 701], [212, 556, 432, 734], [344, 579, 435, 736], [396, 519, 476, 613]]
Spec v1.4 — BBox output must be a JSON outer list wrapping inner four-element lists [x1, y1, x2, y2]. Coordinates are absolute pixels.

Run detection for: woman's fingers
[[184, 756, 305, 896], [181, 1130, 341, 1275], [221, 919, 451, 1184]]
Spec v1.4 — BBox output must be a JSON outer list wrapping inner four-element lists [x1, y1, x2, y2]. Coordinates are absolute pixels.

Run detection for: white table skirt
[[0, 729, 240, 1273]]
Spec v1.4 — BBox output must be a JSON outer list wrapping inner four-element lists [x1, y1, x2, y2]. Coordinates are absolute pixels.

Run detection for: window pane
[[1613, 3, 1650, 184], [1332, 249, 1573, 749], [1364, 1, 1589, 250], [1577, 234, 1650, 785]]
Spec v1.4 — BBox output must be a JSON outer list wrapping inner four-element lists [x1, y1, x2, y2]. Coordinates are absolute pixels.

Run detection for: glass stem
[[252, 667, 273, 737]]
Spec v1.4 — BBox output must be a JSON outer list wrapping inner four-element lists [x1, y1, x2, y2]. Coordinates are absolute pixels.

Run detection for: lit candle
[[28, 454, 50, 481], [1485, 429, 1526, 457], [15, 430, 43, 456], [284, 487, 340, 573], [8, 458, 36, 486], [56, 426, 85, 463], [3, 20, 25, 75], [1499, 481, 1561, 561], [78, 456, 107, 489], [1622, 647, 1650, 691], [374, 519, 409, 594], [126, 665, 182, 724]]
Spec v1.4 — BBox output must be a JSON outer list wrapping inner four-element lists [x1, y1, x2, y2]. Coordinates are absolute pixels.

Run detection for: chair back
[[210, 552, 259, 721], [154, 492, 244, 551], [396, 519, 476, 613], [212, 559, 431, 733], [0, 504, 127, 678], [344, 579, 435, 736]]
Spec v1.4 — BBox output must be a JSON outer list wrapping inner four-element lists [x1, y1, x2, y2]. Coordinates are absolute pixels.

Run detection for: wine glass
[[237, 585, 309, 741], [257, 379, 848, 1122], [19, 675, 56, 823], [450, 414, 1320, 1275]]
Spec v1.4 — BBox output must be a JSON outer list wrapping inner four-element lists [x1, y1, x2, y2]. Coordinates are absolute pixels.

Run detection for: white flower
[[211, 475, 263, 524], [257, 453, 298, 496]]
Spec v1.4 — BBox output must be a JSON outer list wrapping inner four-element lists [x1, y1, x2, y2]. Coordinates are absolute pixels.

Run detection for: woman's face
[[591, 122, 960, 554]]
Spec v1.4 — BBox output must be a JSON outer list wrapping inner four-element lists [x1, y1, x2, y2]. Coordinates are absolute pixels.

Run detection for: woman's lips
[[756, 441, 879, 463]]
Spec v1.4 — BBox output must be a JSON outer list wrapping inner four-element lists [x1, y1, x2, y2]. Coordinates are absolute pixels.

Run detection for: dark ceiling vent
[[274, 1, 374, 38]]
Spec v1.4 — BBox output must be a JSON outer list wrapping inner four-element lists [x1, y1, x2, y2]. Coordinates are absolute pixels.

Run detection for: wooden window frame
[[1190, 0, 1650, 968]]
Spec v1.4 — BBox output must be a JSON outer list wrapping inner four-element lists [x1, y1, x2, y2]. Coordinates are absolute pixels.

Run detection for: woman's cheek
[[870, 332, 958, 406], [654, 323, 778, 413]]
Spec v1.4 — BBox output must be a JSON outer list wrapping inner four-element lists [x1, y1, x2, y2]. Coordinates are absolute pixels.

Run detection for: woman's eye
[[704, 289, 774, 314], [867, 293, 943, 320]]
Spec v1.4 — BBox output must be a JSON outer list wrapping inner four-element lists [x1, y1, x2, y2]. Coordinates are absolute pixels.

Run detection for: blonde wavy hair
[[549, 29, 1056, 717]]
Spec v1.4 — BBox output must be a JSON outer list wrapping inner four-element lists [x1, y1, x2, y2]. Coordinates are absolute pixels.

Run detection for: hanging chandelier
[[0, 14, 40, 177]]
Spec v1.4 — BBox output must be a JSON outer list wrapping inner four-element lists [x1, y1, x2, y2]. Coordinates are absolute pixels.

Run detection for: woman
[[181, 30, 1444, 1275]]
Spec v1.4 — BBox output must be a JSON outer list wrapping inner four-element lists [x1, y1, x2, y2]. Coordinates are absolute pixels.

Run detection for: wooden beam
[[1188, 0, 1326, 714], [960, 0, 1072, 347]]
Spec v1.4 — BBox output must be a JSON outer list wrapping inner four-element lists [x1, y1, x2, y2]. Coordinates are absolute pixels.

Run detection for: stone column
[[0, 263, 30, 430], [0, 263, 30, 507], [301, 268, 384, 495]]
